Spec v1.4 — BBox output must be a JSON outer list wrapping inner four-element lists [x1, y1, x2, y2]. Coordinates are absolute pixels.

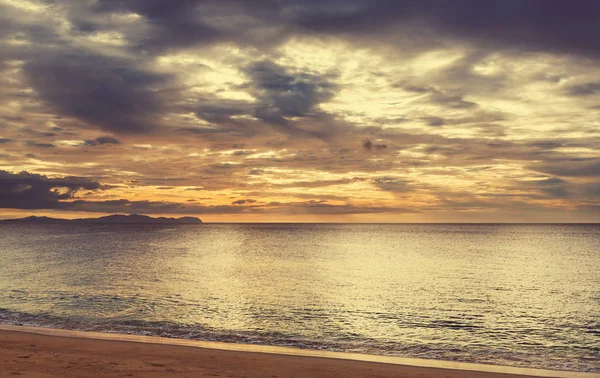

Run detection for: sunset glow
[[1, 1, 599, 222]]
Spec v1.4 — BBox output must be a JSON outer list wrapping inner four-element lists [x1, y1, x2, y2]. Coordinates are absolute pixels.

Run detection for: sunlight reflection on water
[[0, 223, 599, 371]]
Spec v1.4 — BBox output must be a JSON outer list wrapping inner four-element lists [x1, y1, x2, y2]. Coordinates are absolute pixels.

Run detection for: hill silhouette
[[1, 214, 202, 224]]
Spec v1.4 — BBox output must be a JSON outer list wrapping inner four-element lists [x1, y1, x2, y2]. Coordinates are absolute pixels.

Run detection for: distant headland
[[1, 214, 202, 224]]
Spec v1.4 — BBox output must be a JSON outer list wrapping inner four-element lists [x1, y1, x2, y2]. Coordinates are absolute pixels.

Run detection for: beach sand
[[0, 326, 597, 378]]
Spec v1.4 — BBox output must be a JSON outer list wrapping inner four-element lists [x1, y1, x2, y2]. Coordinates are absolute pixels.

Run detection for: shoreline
[[1, 324, 598, 378]]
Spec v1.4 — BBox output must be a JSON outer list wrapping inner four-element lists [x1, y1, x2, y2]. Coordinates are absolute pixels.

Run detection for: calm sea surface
[[0, 223, 598, 371]]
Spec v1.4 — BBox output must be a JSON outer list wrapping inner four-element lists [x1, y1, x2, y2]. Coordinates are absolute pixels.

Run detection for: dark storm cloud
[[232, 199, 256, 205], [90, 0, 284, 51], [194, 103, 253, 126], [232, 150, 253, 156], [23, 56, 170, 134], [362, 140, 387, 151], [566, 82, 600, 96], [20, 128, 57, 138], [529, 158, 600, 178], [25, 141, 55, 148], [577, 204, 600, 215], [291, 0, 600, 58], [582, 181, 600, 199], [422, 117, 445, 127], [43, 0, 600, 59], [529, 177, 570, 198], [84, 136, 122, 146], [189, 60, 341, 139], [527, 140, 563, 150], [244, 61, 336, 112], [90, 0, 221, 50], [4, 0, 596, 141], [0, 170, 247, 214], [0, 170, 102, 210], [240, 60, 339, 136]]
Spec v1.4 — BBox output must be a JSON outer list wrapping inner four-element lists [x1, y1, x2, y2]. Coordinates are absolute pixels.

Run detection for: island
[[0, 214, 202, 224]]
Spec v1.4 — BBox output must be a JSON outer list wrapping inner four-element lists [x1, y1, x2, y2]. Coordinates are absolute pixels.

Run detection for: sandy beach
[[1, 325, 598, 378]]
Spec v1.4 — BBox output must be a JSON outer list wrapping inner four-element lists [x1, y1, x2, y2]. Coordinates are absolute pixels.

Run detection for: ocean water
[[0, 223, 598, 372]]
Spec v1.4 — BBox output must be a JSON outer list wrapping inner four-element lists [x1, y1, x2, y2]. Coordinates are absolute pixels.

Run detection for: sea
[[0, 223, 598, 372]]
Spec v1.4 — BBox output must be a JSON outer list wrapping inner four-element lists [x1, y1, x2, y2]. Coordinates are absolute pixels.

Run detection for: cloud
[[428, 90, 478, 109], [373, 177, 412, 193], [240, 60, 339, 137], [422, 117, 445, 127], [398, 83, 478, 109], [270, 177, 366, 189], [527, 177, 570, 198], [89, 0, 285, 51], [0, 0, 599, 221], [26, 141, 55, 148], [0, 170, 412, 216], [362, 140, 388, 151], [89, 1, 221, 51], [84, 136, 122, 146], [23, 56, 170, 134], [20, 128, 58, 138], [22, 0, 600, 61], [529, 159, 600, 178], [66, 199, 247, 215], [183, 59, 345, 141], [0, 170, 102, 210], [66, 198, 414, 216], [261, 200, 414, 215], [194, 102, 254, 127], [566, 82, 600, 96], [291, 0, 600, 58], [232, 199, 257, 205]]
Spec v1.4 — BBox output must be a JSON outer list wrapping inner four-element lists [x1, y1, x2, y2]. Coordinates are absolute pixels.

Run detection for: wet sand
[[0, 325, 598, 378]]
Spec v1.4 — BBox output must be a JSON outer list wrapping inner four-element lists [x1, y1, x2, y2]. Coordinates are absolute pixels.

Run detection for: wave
[[1, 307, 598, 373]]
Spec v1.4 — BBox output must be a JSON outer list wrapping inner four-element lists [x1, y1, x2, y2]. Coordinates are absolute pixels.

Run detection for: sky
[[0, 0, 599, 222]]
